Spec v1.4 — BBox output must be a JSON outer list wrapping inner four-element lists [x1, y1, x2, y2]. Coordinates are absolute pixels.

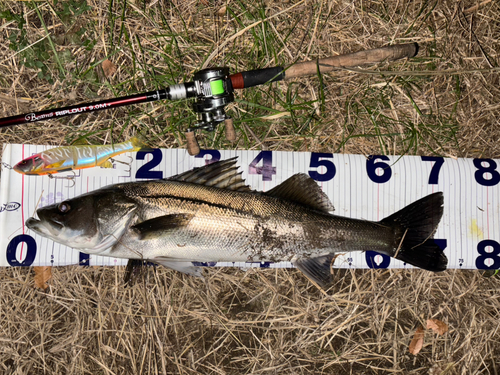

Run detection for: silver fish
[[26, 158, 447, 288]]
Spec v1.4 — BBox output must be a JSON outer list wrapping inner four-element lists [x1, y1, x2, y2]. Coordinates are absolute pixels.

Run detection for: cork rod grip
[[285, 43, 418, 80]]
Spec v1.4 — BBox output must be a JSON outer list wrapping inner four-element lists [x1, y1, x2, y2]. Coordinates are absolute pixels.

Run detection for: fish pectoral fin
[[131, 213, 194, 240], [152, 258, 203, 278], [294, 254, 338, 289], [100, 160, 114, 168]]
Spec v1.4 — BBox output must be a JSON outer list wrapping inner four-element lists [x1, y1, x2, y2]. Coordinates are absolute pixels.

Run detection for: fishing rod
[[0, 43, 418, 155]]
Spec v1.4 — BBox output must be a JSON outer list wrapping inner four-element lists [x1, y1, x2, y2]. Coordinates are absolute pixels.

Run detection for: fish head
[[13, 154, 45, 175], [26, 189, 137, 253]]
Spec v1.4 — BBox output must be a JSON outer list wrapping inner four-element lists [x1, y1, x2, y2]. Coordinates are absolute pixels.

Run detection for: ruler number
[[308, 153, 336, 182], [366, 155, 392, 183], [476, 240, 500, 269], [195, 150, 221, 165], [248, 151, 276, 181], [473, 159, 500, 187], [421, 156, 444, 184], [135, 149, 163, 179], [7, 234, 37, 266]]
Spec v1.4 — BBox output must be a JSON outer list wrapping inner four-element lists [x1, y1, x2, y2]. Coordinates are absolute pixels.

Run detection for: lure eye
[[58, 202, 71, 213]]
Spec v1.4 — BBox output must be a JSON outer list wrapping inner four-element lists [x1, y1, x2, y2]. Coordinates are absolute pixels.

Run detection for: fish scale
[[26, 158, 447, 289]]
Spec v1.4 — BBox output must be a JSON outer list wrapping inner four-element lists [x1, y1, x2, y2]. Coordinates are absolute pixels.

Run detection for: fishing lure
[[13, 136, 146, 176]]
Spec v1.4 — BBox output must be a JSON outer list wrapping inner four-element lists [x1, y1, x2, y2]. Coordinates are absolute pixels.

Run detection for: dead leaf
[[102, 59, 117, 78], [34, 266, 52, 290], [218, 6, 227, 15], [409, 326, 425, 355], [427, 319, 448, 335]]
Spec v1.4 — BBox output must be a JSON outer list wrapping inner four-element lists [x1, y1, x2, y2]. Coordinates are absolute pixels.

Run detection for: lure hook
[[110, 155, 133, 173], [48, 171, 76, 188]]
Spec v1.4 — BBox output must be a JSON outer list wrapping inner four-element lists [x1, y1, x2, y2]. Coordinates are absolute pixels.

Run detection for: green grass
[[0, 0, 475, 155]]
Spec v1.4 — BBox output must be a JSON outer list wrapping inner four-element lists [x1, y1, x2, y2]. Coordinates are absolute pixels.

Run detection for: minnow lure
[[14, 136, 146, 176]]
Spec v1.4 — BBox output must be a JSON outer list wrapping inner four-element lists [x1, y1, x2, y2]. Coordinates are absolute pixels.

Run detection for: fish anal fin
[[265, 174, 334, 213], [153, 258, 203, 278], [131, 213, 194, 240], [294, 254, 338, 289]]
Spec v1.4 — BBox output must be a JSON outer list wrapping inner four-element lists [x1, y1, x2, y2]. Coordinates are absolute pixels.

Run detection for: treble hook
[[48, 171, 76, 188], [110, 155, 133, 173]]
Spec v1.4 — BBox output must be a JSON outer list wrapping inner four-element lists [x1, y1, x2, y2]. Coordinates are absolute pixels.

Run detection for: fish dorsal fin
[[265, 174, 334, 212], [168, 157, 251, 192]]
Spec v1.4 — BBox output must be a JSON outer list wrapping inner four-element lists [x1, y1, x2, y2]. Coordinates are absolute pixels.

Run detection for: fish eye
[[58, 202, 71, 213], [20, 160, 27, 165]]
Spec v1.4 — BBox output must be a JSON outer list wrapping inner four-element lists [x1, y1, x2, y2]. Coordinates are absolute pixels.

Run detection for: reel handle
[[224, 118, 236, 142], [185, 130, 201, 156]]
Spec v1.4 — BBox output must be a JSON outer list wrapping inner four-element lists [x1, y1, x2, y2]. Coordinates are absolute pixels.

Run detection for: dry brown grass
[[1, 0, 500, 374]]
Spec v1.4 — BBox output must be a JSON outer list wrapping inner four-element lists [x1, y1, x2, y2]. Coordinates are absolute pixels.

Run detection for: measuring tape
[[1, 144, 499, 271]]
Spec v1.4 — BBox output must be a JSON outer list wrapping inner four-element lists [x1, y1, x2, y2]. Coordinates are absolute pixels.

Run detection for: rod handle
[[285, 43, 419, 79]]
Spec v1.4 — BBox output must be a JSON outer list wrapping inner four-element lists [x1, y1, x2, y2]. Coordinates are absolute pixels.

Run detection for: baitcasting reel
[[184, 67, 236, 155]]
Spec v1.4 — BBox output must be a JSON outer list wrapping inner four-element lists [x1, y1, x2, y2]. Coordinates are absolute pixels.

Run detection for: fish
[[13, 136, 146, 176], [25, 157, 447, 288]]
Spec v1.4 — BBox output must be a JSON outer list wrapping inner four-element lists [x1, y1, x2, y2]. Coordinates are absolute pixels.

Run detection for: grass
[[1, 0, 500, 374]]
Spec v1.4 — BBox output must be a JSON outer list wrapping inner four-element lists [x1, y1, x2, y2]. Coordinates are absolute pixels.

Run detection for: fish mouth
[[26, 217, 63, 237]]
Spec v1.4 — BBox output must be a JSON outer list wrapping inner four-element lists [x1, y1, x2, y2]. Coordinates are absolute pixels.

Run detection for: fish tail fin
[[129, 134, 150, 151], [380, 192, 447, 272]]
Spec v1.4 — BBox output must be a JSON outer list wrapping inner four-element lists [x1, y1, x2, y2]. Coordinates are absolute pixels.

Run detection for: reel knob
[[224, 118, 236, 142], [185, 130, 201, 156]]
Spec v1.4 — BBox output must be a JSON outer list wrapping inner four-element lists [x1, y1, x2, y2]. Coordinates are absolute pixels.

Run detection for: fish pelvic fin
[[101, 160, 114, 168], [152, 258, 204, 278], [380, 192, 447, 272]]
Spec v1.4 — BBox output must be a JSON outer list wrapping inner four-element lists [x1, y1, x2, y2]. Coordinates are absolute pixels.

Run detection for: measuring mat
[[1, 144, 499, 271]]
